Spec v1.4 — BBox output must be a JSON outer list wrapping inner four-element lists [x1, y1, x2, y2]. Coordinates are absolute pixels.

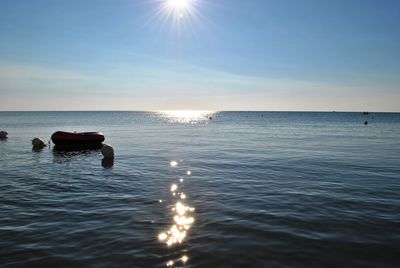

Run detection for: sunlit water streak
[[158, 161, 195, 267], [158, 110, 214, 124]]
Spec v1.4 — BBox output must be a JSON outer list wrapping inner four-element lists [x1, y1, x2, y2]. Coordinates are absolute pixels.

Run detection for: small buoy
[[32, 138, 46, 148], [102, 158, 114, 168], [101, 144, 114, 159], [364, 120, 368, 125], [0, 131, 8, 139]]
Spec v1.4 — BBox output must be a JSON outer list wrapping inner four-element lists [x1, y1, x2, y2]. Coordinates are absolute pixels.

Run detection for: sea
[[0, 111, 399, 268]]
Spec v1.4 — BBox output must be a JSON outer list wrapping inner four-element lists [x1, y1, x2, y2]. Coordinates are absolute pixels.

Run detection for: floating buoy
[[0, 131, 8, 139], [364, 120, 368, 125], [102, 158, 114, 168], [101, 144, 114, 159], [32, 138, 46, 148]]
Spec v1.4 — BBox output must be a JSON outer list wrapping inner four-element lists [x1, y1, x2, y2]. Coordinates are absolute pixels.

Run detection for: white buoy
[[32, 138, 46, 148], [0, 131, 8, 138], [101, 144, 114, 159]]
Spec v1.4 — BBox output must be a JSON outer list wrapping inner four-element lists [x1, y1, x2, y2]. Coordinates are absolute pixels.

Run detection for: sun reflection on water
[[158, 161, 195, 267], [158, 110, 214, 124], [158, 194, 195, 247]]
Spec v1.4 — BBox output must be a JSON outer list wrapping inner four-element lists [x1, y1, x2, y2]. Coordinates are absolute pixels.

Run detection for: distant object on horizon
[[51, 131, 105, 146], [0, 131, 8, 139], [363, 111, 369, 115]]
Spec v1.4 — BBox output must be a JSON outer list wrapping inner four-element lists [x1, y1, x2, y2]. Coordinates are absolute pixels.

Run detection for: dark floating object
[[209, 117, 212, 120], [102, 158, 114, 168], [363, 111, 369, 115], [0, 131, 8, 139], [51, 131, 105, 146], [32, 137, 46, 149], [32, 146, 45, 152], [364, 120, 368, 125], [101, 144, 114, 159], [53, 143, 103, 152]]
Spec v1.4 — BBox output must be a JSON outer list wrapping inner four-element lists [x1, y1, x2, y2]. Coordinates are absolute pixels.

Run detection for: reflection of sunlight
[[158, 162, 195, 267], [170, 184, 178, 192], [181, 255, 189, 263], [159, 110, 214, 124], [159, 198, 195, 247]]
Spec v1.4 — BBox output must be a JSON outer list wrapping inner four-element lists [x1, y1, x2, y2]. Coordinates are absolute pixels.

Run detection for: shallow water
[[0, 111, 399, 268]]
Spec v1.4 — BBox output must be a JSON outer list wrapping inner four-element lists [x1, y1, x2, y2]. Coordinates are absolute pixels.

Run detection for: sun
[[167, 0, 190, 11], [142, 0, 205, 33]]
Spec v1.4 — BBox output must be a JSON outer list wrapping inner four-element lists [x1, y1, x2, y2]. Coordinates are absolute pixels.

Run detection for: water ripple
[[0, 112, 399, 267]]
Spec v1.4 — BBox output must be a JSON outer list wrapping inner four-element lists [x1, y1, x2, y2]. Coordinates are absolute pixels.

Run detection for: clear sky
[[0, 0, 399, 111]]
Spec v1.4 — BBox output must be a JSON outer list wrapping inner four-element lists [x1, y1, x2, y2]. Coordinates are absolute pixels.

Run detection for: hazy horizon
[[0, 109, 397, 113], [1, 0, 399, 112]]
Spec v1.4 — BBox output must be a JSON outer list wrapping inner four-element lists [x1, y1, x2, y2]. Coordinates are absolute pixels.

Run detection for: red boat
[[51, 131, 105, 146]]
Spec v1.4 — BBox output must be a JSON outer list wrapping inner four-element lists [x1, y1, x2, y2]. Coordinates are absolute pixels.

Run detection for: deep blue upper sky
[[0, 0, 399, 111]]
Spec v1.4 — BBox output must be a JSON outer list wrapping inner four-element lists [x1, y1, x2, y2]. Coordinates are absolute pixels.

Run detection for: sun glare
[[163, 0, 195, 20], [168, 0, 190, 10], [140, 0, 209, 38], [159, 110, 214, 124]]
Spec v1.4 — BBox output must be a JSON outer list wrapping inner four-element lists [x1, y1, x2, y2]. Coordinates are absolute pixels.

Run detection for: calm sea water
[[0, 111, 399, 268]]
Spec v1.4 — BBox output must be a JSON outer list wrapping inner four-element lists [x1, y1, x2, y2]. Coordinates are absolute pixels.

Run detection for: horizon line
[[0, 110, 398, 113]]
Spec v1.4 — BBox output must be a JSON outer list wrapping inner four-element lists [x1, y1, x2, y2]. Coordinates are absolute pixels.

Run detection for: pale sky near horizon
[[0, 0, 399, 111]]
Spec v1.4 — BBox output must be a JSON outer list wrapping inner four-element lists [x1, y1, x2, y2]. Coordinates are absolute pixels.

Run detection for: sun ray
[[132, 0, 219, 57]]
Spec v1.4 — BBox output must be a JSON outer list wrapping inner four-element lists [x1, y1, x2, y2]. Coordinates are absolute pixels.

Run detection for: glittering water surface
[[0, 111, 399, 268]]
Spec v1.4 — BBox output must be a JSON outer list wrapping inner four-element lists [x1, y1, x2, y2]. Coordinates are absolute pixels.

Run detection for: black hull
[[51, 131, 105, 146], [52, 140, 103, 146], [53, 143, 103, 152]]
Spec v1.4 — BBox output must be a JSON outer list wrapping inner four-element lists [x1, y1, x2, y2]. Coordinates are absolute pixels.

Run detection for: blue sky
[[0, 0, 399, 111]]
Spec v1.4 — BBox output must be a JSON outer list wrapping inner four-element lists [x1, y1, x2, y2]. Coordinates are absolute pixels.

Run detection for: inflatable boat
[[51, 131, 105, 146]]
